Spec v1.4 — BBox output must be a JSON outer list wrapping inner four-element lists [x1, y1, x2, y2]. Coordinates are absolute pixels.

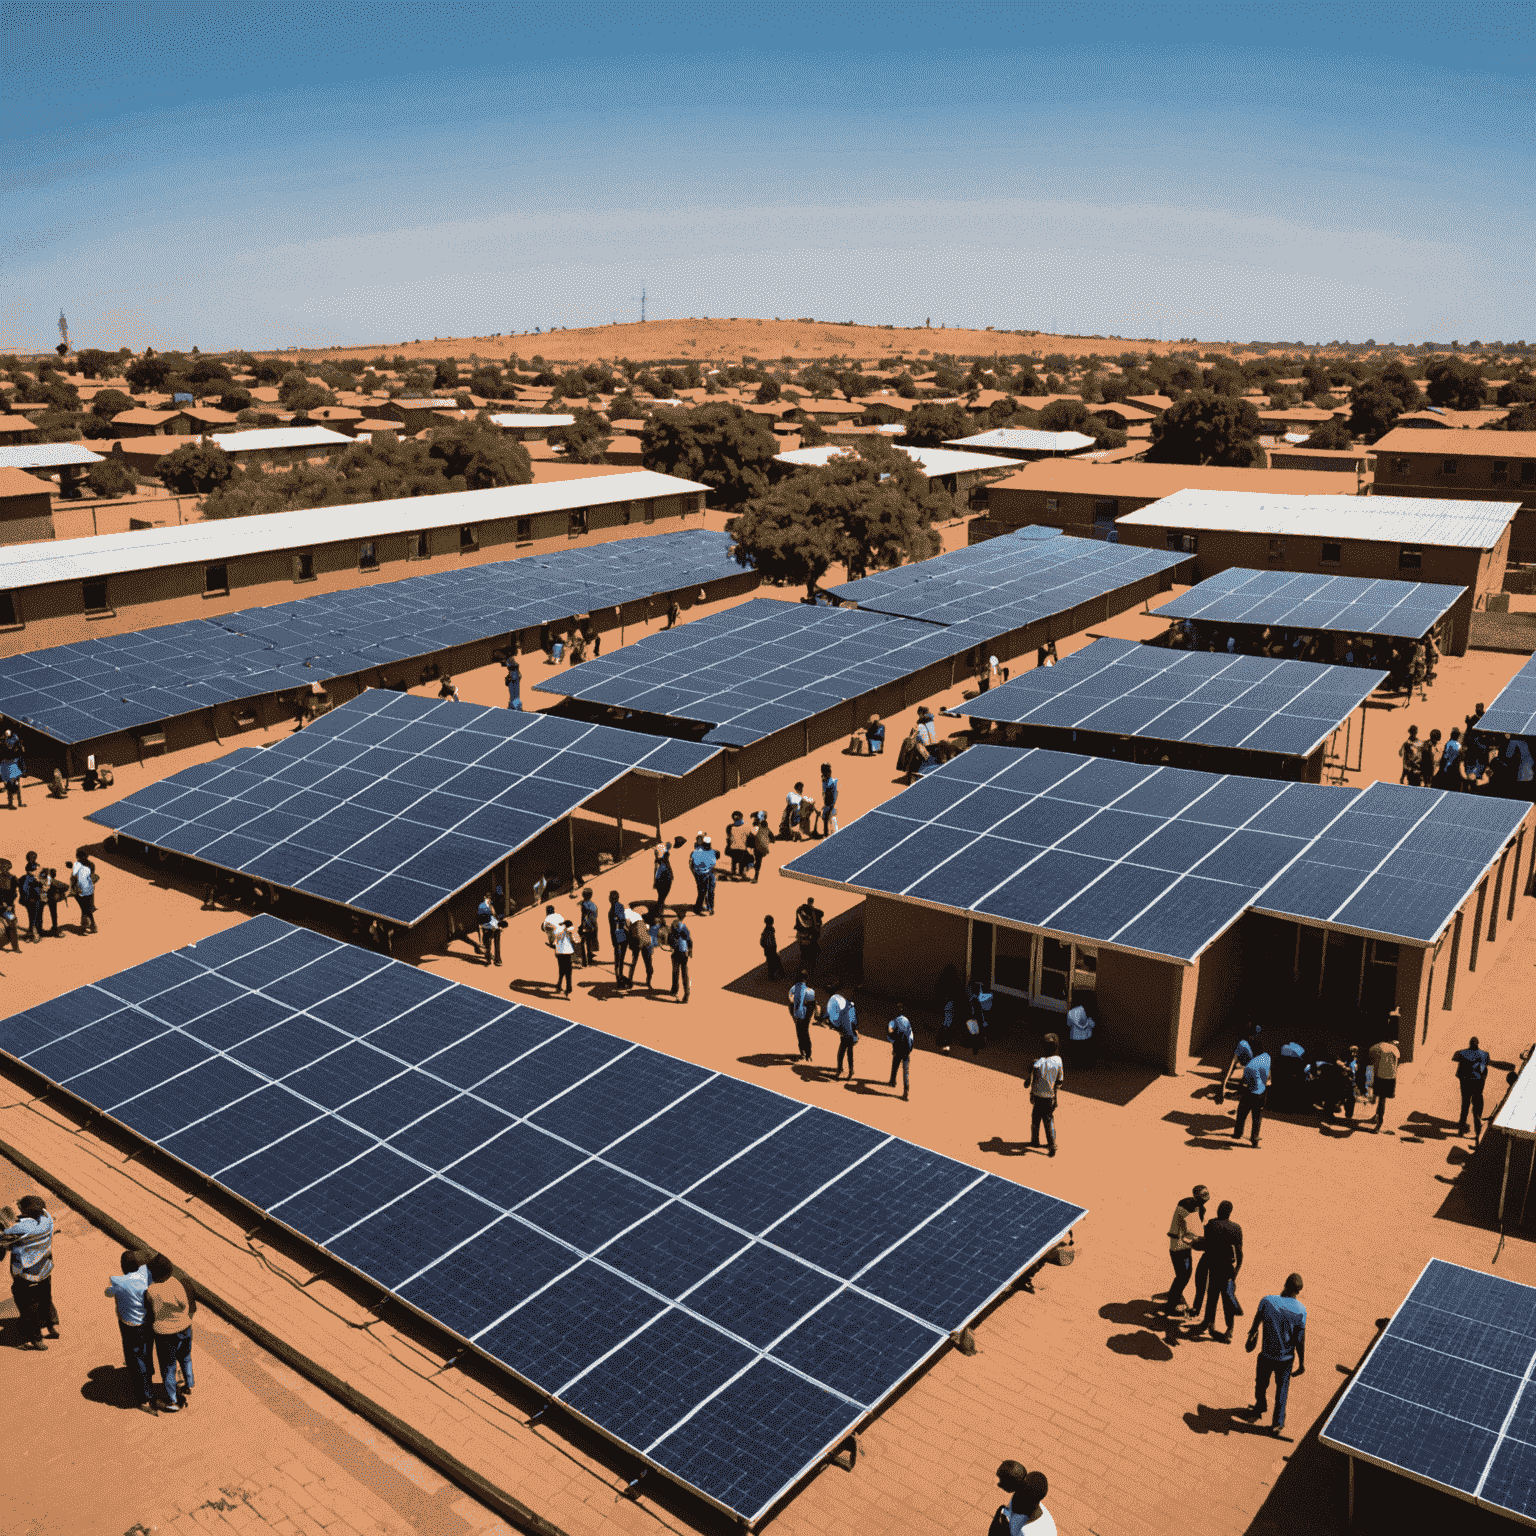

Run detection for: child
[[760, 916, 784, 979]]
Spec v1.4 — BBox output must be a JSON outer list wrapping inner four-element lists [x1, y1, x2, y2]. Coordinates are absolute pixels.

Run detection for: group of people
[[1401, 712, 1535, 798], [776, 766, 841, 841], [0, 848, 99, 950], [785, 974, 915, 1097], [2, 1194, 196, 1414], [1164, 1184, 1307, 1434]]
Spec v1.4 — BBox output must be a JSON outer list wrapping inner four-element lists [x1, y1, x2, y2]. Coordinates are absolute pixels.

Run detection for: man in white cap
[[689, 834, 717, 916]]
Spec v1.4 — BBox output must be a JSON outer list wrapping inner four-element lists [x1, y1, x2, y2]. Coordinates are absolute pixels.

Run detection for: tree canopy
[[1145, 391, 1263, 467], [640, 404, 779, 508], [1347, 381, 1404, 442], [1497, 373, 1536, 407], [727, 440, 944, 597], [1300, 418, 1354, 450], [1425, 357, 1488, 410], [156, 441, 235, 495], [74, 348, 118, 380], [901, 402, 973, 447], [548, 408, 611, 464], [90, 388, 137, 420], [85, 457, 137, 499]]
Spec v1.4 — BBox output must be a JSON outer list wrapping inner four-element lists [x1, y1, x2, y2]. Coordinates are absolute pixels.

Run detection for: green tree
[[1378, 359, 1422, 413], [548, 408, 612, 464], [74, 348, 117, 380], [1425, 357, 1488, 410], [156, 440, 235, 494], [901, 403, 974, 447], [608, 391, 644, 422], [754, 378, 782, 404], [90, 388, 137, 421], [1146, 391, 1264, 466], [1348, 381, 1404, 441], [249, 358, 288, 384], [1497, 373, 1536, 407], [217, 385, 253, 413], [125, 353, 171, 392], [640, 404, 779, 508], [1301, 418, 1353, 450], [426, 416, 534, 489], [86, 457, 137, 498]]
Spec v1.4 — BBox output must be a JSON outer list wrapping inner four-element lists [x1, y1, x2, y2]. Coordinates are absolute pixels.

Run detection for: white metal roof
[[0, 444, 105, 469], [488, 413, 576, 429], [0, 470, 710, 592], [1494, 1055, 1536, 1140], [1118, 489, 1518, 550], [945, 428, 1097, 453], [775, 445, 1022, 476], [208, 427, 354, 453]]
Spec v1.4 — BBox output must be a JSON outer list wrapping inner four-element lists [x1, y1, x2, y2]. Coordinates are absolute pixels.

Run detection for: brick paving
[[2, 573, 1534, 1535]]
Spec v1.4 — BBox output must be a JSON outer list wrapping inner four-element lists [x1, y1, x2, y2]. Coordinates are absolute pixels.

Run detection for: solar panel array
[[1477, 652, 1536, 738], [785, 746, 1526, 960], [0, 528, 743, 747], [534, 599, 991, 747], [1157, 568, 1464, 641], [90, 691, 719, 926], [955, 636, 1385, 759], [1250, 779, 1528, 945], [828, 527, 1186, 629], [1321, 1258, 1536, 1525], [0, 916, 1085, 1525]]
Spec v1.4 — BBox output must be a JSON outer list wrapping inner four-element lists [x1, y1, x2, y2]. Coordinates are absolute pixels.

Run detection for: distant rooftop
[[774, 444, 1022, 476], [487, 414, 576, 429], [0, 443, 105, 470], [208, 427, 355, 453], [945, 428, 1097, 454]]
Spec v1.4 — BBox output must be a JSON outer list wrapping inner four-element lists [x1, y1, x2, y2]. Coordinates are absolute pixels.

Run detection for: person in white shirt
[[539, 905, 565, 946], [989, 1466, 1056, 1536], [1029, 1033, 1065, 1158], [70, 852, 98, 933], [552, 918, 575, 996]]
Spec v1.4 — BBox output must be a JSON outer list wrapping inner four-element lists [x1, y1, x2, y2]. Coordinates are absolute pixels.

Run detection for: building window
[[1492, 460, 1509, 481], [1044, 497, 1059, 513], [0, 591, 18, 629], [1093, 498, 1118, 522], [622, 500, 634, 525], [204, 563, 229, 595], [293, 551, 315, 582], [1267, 537, 1285, 562], [410, 531, 429, 559], [83, 578, 108, 612], [1320, 541, 1341, 564], [1399, 546, 1422, 571], [1521, 463, 1536, 484], [1390, 456, 1410, 474], [1442, 458, 1458, 475], [459, 524, 476, 550], [644, 499, 656, 524], [569, 508, 589, 537], [515, 516, 532, 542], [360, 542, 379, 571], [1165, 531, 1197, 553]]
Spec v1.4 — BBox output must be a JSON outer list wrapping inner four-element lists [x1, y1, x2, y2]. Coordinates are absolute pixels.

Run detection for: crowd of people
[[1163, 616, 1440, 694], [0, 847, 100, 950], [1400, 709, 1535, 797]]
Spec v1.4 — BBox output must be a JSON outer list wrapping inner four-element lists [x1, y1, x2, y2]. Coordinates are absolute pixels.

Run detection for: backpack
[[674, 929, 691, 957]]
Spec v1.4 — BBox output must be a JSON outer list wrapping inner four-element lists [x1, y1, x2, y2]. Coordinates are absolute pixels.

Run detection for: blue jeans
[[704, 872, 716, 913], [1167, 1249, 1193, 1306], [888, 1046, 909, 1091], [1030, 1095, 1057, 1150], [1254, 1353, 1294, 1428], [155, 1328, 194, 1405], [510, 694, 523, 711], [120, 1320, 154, 1404]]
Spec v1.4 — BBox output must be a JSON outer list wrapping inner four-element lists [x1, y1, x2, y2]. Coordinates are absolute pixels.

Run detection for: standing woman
[[145, 1252, 196, 1411]]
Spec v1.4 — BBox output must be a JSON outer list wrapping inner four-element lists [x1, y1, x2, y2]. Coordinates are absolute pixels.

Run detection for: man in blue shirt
[[1218, 1024, 1262, 1104], [1241, 1273, 1307, 1434], [607, 890, 628, 985], [886, 1009, 913, 1099], [788, 974, 816, 1061], [1232, 1047, 1270, 1147], [827, 990, 858, 1080], [1453, 1035, 1492, 1142], [105, 1248, 156, 1411], [819, 764, 840, 838], [669, 917, 693, 1003], [476, 890, 504, 967], [577, 888, 599, 968], [689, 837, 717, 916], [2, 1195, 56, 1349]]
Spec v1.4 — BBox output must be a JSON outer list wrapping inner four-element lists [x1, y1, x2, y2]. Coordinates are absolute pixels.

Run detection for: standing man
[[725, 811, 751, 880], [1187, 1200, 1243, 1342], [552, 918, 575, 997], [819, 764, 839, 838], [788, 972, 816, 1062], [607, 890, 628, 987], [70, 849, 98, 933], [1241, 1273, 1307, 1436], [1453, 1035, 1491, 1142], [105, 1248, 157, 1412], [827, 989, 858, 1080], [476, 890, 504, 966], [1399, 724, 1422, 783], [1369, 1032, 1400, 1133], [1165, 1185, 1209, 1316], [689, 836, 717, 916], [665, 598, 680, 630], [1217, 1023, 1263, 1102], [760, 915, 784, 979], [623, 903, 654, 989], [506, 658, 523, 712], [145, 1253, 196, 1413], [1232, 1039, 1271, 1147], [1029, 1033, 1065, 1158], [669, 914, 692, 1002], [652, 841, 675, 911], [794, 897, 823, 975], [2, 1194, 58, 1349], [577, 888, 599, 968], [886, 1008, 913, 1099]]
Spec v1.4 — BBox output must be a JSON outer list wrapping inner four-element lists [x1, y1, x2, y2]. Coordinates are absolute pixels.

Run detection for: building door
[[993, 926, 1033, 997], [1037, 936, 1074, 1008]]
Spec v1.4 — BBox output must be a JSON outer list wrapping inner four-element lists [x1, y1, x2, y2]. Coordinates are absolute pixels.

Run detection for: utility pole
[[641, 286, 646, 324]]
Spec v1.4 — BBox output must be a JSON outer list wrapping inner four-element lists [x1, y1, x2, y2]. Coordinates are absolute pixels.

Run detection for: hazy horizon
[[5, 2, 1532, 354]]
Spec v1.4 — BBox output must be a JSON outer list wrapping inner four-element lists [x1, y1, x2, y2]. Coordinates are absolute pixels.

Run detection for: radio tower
[[57, 311, 70, 355]]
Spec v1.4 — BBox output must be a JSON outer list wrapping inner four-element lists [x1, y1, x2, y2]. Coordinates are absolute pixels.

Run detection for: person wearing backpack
[[749, 812, 772, 883], [669, 917, 693, 1002]]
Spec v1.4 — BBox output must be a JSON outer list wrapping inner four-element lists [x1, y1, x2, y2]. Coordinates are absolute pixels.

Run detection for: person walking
[[886, 1008, 913, 1099], [1240, 1274, 1307, 1436], [624, 903, 654, 989], [1187, 1200, 1244, 1342], [725, 811, 751, 880], [668, 915, 692, 1002], [1420, 729, 1441, 786], [1164, 1185, 1209, 1316], [1232, 1039, 1271, 1147], [19, 866, 43, 943], [750, 812, 771, 882], [760, 915, 784, 979], [1065, 1003, 1097, 1070], [105, 1248, 157, 1412], [1436, 726, 1463, 788], [506, 659, 523, 711], [819, 764, 840, 838], [552, 918, 575, 996], [577, 888, 599, 967], [689, 835, 717, 915], [1368, 1032, 1400, 1132], [1, 743, 24, 809], [145, 1253, 196, 1411], [1399, 724, 1422, 784], [1029, 1033, 1064, 1157], [794, 897, 823, 974], [2, 1195, 57, 1349], [827, 990, 858, 1080], [476, 890, 504, 966], [1453, 1035, 1491, 1142], [788, 973, 816, 1062], [652, 841, 675, 912], [988, 1465, 1055, 1536], [70, 850, 99, 933], [607, 890, 628, 986]]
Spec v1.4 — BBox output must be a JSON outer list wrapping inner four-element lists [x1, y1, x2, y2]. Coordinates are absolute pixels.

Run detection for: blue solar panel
[[91, 690, 720, 925], [1158, 568, 1464, 641], [1322, 1259, 1536, 1521], [0, 528, 744, 746], [0, 916, 1084, 1527], [1479, 652, 1536, 738]]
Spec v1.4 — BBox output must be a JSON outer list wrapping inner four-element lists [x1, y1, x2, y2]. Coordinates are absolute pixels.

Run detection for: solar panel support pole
[[1489, 848, 1509, 945], [1347, 1454, 1355, 1525], [1500, 1137, 1512, 1224], [1511, 828, 1526, 921], [964, 915, 973, 989]]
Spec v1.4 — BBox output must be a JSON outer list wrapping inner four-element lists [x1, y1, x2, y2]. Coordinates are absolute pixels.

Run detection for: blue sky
[[4, 2, 1532, 353]]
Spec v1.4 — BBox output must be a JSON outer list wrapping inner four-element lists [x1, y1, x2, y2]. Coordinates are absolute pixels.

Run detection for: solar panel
[[89, 690, 720, 925], [534, 599, 987, 746], [0, 916, 1085, 1526], [1157, 568, 1465, 641], [828, 527, 1187, 629], [956, 637, 1385, 759], [1321, 1258, 1536, 1525], [1478, 652, 1536, 738], [0, 529, 744, 747]]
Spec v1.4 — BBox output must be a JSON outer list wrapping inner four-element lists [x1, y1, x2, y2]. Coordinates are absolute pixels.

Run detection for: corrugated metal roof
[[487, 413, 576, 428], [208, 427, 354, 453], [0, 444, 105, 469], [774, 445, 1022, 476], [945, 428, 1097, 453], [1118, 489, 1516, 549], [0, 470, 710, 592]]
